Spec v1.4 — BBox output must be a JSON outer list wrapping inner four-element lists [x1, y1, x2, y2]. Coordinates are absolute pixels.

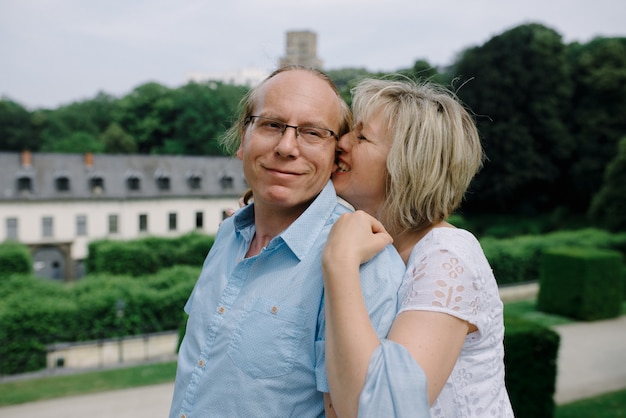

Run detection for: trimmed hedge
[[0, 242, 32, 276], [504, 316, 560, 418], [0, 266, 199, 375], [537, 247, 624, 320], [87, 232, 214, 276], [480, 228, 626, 285]]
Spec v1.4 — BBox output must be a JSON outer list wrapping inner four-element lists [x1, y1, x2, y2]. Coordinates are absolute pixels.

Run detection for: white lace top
[[397, 228, 514, 417]]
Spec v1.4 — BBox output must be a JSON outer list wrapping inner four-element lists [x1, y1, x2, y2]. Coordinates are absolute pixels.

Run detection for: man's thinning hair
[[219, 65, 352, 156]]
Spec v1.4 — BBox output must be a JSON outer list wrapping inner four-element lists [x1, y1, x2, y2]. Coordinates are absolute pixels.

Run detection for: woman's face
[[332, 111, 391, 216]]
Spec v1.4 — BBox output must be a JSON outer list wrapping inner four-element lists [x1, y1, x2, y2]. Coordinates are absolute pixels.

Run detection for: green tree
[[0, 99, 37, 151], [327, 67, 374, 104], [115, 82, 176, 153], [41, 131, 104, 153], [588, 136, 626, 231], [101, 122, 137, 154], [398, 59, 448, 86], [36, 95, 116, 152], [567, 37, 626, 212], [452, 23, 573, 214], [170, 81, 247, 156]]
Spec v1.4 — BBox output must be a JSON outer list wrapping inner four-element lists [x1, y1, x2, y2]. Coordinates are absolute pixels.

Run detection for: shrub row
[[0, 266, 199, 375], [86, 232, 215, 276], [0, 242, 32, 276], [504, 316, 560, 418], [538, 248, 624, 321], [480, 228, 626, 285]]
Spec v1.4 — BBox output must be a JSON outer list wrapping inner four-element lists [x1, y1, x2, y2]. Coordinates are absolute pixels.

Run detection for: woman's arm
[[322, 211, 393, 418], [323, 211, 474, 415], [388, 310, 471, 404]]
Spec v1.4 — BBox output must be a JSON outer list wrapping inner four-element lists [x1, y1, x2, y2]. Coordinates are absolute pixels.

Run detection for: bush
[[537, 247, 624, 321], [88, 240, 159, 277], [86, 232, 214, 276], [0, 242, 32, 276], [481, 228, 626, 285], [504, 316, 560, 418], [0, 280, 77, 374], [0, 266, 199, 376]]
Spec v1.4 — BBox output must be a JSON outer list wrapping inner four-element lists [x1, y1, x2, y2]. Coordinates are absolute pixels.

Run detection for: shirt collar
[[233, 180, 338, 261]]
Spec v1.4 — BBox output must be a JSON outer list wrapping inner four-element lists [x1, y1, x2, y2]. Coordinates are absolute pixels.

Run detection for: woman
[[323, 78, 514, 417]]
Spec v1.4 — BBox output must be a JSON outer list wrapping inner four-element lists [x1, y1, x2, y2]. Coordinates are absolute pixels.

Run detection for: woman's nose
[[337, 131, 355, 152]]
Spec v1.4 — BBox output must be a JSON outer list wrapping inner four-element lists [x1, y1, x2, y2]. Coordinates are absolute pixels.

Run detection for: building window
[[220, 175, 234, 189], [90, 176, 104, 194], [6, 218, 18, 240], [127, 176, 141, 191], [168, 212, 177, 231], [188, 174, 202, 190], [76, 214, 87, 236], [42, 216, 53, 238], [56, 176, 70, 191], [157, 176, 170, 191], [195, 211, 203, 229], [139, 213, 148, 232], [108, 214, 119, 234], [17, 176, 32, 192]]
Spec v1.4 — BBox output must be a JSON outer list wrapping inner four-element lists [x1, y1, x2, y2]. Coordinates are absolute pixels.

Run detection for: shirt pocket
[[228, 297, 307, 379]]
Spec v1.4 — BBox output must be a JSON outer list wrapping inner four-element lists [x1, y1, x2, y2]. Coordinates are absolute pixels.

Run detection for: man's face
[[237, 70, 342, 213]]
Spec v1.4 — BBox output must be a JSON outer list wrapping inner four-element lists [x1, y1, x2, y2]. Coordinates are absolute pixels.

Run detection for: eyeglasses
[[245, 116, 338, 144]]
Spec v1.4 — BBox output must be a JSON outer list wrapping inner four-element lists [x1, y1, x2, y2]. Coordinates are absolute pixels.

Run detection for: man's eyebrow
[[258, 114, 334, 129]]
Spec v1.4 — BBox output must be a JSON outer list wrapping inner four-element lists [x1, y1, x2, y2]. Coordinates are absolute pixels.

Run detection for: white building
[[0, 151, 247, 281], [186, 67, 270, 87]]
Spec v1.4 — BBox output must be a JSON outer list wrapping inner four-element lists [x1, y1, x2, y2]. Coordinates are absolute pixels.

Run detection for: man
[[169, 66, 405, 418]]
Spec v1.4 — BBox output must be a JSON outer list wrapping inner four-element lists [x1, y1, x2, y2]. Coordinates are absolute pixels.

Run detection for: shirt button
[[198, 359, 205, 367], [271, 306, 278, 314], [218, 306, 225, 314], [181, 414, 187, 418]]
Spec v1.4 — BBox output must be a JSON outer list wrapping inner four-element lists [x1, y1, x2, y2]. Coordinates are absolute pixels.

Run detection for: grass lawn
[[555, 388, 626, 418], [0, 361, 177, 406]]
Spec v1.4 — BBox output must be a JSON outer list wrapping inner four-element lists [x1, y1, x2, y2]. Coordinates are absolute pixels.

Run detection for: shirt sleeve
[[359, 245, 406, 338], [358, 339, 430, 418], [315, 294, 329, 392], [317, 244, 404, 394]]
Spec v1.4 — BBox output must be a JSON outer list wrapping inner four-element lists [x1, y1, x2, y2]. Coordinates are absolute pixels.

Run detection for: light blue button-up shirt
[[169, 181, 405, 418]]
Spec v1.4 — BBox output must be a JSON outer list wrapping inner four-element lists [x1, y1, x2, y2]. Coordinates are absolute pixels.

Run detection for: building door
[[33, 246, 66, 280]]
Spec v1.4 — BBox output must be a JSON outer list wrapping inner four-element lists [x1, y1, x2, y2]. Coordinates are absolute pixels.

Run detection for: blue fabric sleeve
[[358, 340, 430, 418]]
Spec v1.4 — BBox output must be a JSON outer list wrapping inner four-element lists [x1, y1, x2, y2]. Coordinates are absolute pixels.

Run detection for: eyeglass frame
[[244, 115, 339, 142]]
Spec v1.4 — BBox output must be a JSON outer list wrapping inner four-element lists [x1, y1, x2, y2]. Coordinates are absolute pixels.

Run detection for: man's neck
[[245, 203, 306, 258]]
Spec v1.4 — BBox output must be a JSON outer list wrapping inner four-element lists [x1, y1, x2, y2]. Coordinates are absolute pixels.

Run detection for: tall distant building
[[279, 30, 323, 69]]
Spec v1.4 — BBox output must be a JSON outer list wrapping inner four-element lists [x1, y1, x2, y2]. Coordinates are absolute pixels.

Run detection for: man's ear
[[236, 144, 243, 160], [236, 129, 246, 160]]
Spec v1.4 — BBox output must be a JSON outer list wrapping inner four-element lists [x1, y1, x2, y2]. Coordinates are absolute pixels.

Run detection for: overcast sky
[[1, 0, 624, 110]]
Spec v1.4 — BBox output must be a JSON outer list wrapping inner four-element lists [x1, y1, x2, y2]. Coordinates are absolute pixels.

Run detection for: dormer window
[[157, 177, 170, 190], [55, 175, 70, 192], [220, 175, 234, 189], [127, 177, 140, 190], [125, 171, 142, 191], [155, 169, 171, 191], [187, 172, 202, 190], [90, 176, 105, 194], [17, 175, 32, 192]]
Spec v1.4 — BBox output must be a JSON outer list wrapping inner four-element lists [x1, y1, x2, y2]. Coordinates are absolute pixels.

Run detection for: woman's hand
[[323, 210, 393, 268]]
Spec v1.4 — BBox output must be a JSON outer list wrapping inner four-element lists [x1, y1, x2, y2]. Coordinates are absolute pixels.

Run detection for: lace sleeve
[[397, 229, 494, 330]]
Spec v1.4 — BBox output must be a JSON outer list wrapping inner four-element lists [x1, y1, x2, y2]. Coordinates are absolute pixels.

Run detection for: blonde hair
[[219, 65, 352, 155], [351, 78, 484, 233]]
